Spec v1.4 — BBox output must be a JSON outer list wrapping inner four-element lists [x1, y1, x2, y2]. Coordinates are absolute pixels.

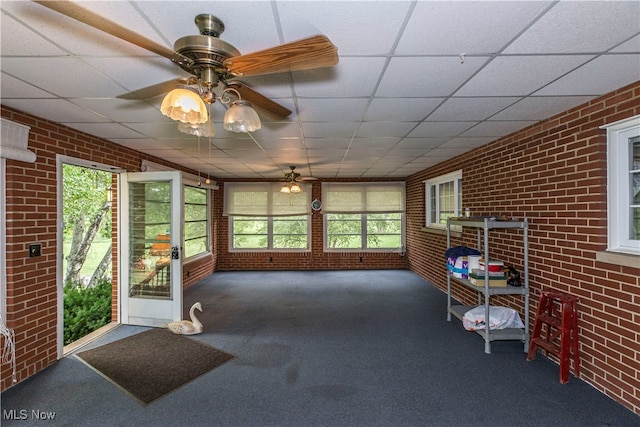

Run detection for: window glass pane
[[273, 216, 308, 249], [439, 181, 454, 224], [367, 213, 402, 249], [184, 186, 208, 258], [185, 237, 207, 258], [327, 214, 362, 249], [429, 185, 437, 224], [233, 217, 268, 249]]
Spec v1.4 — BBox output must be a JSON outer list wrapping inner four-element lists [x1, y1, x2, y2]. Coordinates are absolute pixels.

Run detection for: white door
[[120, 171, 183, 327]]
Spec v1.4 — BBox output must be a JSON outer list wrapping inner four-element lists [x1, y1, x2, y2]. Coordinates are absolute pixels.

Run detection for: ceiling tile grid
[[1, 1, 638, 179]]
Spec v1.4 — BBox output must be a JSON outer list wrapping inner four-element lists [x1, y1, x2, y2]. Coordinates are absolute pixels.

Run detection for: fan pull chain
[[0, 316, 17, 383]]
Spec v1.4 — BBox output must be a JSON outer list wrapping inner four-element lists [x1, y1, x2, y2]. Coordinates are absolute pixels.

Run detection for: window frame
[[424, 170, 463, 230], [602, 115, 640, 256], [224, 182, 311, 252], [229, 215, 311, 252], [321, 182, 405, 252], [183, 184, 211, 260]]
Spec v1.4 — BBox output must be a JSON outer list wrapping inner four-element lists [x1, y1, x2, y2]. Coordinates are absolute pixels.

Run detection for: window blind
[[223, 182, 311, 216], [322, 182, 405, 213]]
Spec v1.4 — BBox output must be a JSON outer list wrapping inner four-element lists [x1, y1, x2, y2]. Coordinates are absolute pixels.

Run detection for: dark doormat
[[75, 328, 235, 406]]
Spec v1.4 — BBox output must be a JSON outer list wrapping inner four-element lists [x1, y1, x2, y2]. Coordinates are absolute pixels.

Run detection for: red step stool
[[527, 290, 580, 384]]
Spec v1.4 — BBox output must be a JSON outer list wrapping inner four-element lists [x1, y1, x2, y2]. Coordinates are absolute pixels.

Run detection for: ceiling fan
[[34, 1, 339, 121], [280, 166, 316, 193]]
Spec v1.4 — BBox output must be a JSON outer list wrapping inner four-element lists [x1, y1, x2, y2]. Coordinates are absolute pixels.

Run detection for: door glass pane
[[129, 181, 172, 299]]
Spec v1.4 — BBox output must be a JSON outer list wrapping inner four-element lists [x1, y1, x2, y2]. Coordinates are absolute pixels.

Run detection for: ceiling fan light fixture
[[161, 87, 208, 124], [289, 182, 302, 193], [223, 100, 261, 133]]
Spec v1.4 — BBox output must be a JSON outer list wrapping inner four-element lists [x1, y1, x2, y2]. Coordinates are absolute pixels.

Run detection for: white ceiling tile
[[491, 96, 597, 121], [3, 99, 109, 123], [304, 138, 351, 149], [298, 98, 369, 122], [396, 1, 553, 55], [303, 122, 359, 138], [356, 122, 417, 138], [62, 122, 146, 139], [0, 10, 67, 56], [293, 57, 386, 97], [71, 98, 162, 123], [408, 122, 478, 138], [504, 1, 640, 54], [461, 121, 537, 138], [456, 55, 594, 96], [612, 35, 640, 53], [350, 138, 401, 149], [428, 97, 521, 121], [396, 138, 448, 149], [279, 1, 413, 55], [2, 57, 128, 98], [0, 73, 56, 98], [376, 56, 487, 97], [366, 98, 443, 121], [535, 54, 640, 96]]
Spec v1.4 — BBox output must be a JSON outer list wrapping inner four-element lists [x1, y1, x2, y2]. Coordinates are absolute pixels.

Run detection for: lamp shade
[[280, 184, 291, 193], [161, 87, 208, 124], [223, 100, 261, 133], [177, 117, 216, 137]]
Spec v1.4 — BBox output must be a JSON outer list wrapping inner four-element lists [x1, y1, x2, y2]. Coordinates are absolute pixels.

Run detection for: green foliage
[[62, 164, 112, 240], [63, 279, 112, 345]]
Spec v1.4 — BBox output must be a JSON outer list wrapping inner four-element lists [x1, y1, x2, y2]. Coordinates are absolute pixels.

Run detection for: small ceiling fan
[[34, 1, 339, 120], [280, 166, 316, 193]]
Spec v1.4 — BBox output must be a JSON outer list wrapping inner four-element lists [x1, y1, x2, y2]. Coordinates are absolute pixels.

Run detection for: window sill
[[596, 250, 639, 268], [421, 226, 462, 238]]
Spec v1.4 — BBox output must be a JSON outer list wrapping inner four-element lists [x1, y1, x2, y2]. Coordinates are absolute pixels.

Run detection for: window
[[322, 182, 405, 251], [602, 115, 640, 255], [184, 185, 210, 258], [224, 182, 310, 251], [424, 170, 462, 229]]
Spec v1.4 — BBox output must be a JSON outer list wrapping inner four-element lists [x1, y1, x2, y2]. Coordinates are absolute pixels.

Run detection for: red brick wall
[[0, 107, 215, 391], [406, 80, 640, 414], [214, 179, 407, 270]]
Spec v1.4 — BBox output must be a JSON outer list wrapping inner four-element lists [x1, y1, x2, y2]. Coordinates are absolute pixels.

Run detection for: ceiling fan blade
[[223, 35, 338, 77], [117, 78, 193, 100], [34, 1, 192, 66], [226, 82, 292, 119]]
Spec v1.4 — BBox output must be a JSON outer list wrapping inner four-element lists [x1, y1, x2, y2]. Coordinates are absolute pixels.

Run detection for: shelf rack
[[446, 217, 529, 354]]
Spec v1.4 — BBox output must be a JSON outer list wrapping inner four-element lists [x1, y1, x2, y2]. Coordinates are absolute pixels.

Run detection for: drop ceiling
[[1, 1, 639, 180]]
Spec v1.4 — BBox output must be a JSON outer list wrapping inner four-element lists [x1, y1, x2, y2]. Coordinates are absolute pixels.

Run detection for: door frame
[[56, 155, 123, 359]]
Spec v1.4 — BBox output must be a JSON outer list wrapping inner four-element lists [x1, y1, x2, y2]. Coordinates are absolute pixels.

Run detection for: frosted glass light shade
[[161, 88, 208, 124], [290, 183, 302, 193], [177, 117, 216, 137], [223, 100, 261, 133], [280, 184, 291, 193]]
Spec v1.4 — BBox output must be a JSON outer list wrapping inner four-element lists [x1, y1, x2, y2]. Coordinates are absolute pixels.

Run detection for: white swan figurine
[[166, 302, 203, 335]]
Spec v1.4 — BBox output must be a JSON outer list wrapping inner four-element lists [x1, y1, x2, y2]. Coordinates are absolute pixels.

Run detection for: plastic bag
[[462, 306, 525, 331]]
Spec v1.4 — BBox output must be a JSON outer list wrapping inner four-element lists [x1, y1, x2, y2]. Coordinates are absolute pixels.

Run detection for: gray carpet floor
[[2, 270, 639, 426]]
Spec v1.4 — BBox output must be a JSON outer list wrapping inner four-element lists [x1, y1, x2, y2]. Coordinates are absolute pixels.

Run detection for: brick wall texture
[[406, 80, 640, 414], [1, 80, 639, 414]]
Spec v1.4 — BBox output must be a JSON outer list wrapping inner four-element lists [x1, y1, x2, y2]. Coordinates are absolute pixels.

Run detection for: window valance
[[321, 182, 405, 213], [223, 182, 311, 216]]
